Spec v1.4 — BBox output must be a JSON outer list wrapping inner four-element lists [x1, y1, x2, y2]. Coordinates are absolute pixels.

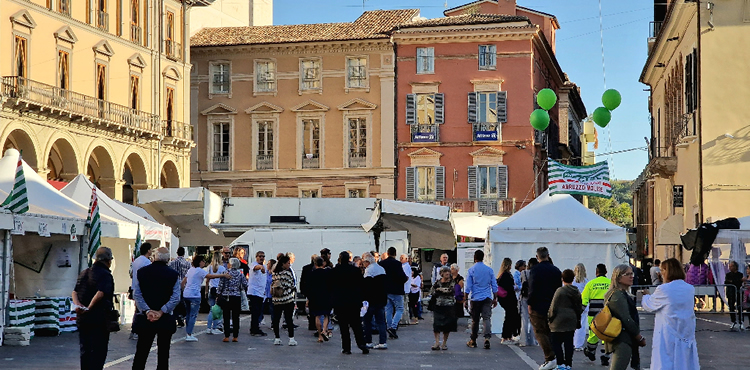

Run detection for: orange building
[[392, 0, 586, 215]]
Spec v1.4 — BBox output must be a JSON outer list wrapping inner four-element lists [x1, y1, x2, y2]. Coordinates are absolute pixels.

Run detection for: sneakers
[[387, 328, 399, 339], [600, 355, 610, 367], [211, 329, 224, 335], [273, 338, 282, 345], [288, 338, 298, 346], [583, 347, 596, 361], [373, 343, 388, 350], [501, 338, 519, 345], [129, 332, 138, 340], [538, 361, 556, 370], [483, 339, 491, 349], [365, 343, 374, 348], [185, 335, 198, 342], [466, 339, 477, 348]]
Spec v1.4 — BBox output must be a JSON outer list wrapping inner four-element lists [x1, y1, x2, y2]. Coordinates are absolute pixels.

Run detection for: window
[[301, 189, 319, 198], [685, 49, 698, 114], [14, 35, 27, 78], [165, 11, 176, 58], [129, 74, 139, 110], [257, 121, 274, 170], [300, 59, 321, 90], [416, 47, 434, 74], [347, 188, 366, 198], [255, 60, 276, 92], [347, 57, 367, 88], [59, 0, 70, 15], [212, 122, 230, 171], [58, 50, 70, 90], [165, 87, 174, 135], [405, 166, 445, 201], [96, 0, 108, 31], [348, 117, 367, 167], [256, 190, 274, 197], [468, 91, 507, 141], [302, 119, 320, 169], [96, 63, 107, 100], [406, 93, 444, 142], [211, 63, 230, 94], [130, 0, 140, 43], [478, 45, 497, 70], [468, 165, 508, 199]]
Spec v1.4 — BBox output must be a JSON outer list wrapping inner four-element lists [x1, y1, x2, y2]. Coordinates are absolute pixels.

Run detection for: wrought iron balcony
[[131, 25, 142, 45], [97, 11, 109, 31], [649, 21, 663, 39], [302, 155, 319, 169], [162, 120, 193, 147], [1, 76, 161, 137], [348, 153, 367, 168], [165, 40, 182, 61], [257, 155, 274, 170], [212, 156, 230, 171]]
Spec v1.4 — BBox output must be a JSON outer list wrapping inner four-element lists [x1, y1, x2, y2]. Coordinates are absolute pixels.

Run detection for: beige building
[[633, 0, 750, 261], [189, 0, 273, 36], [0, 0, 193, 204], [190, 9, 420, 198]]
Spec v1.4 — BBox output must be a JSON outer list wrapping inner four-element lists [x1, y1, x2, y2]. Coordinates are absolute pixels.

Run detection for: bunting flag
[[133, 222, 141, 262], [1, 154, 29, 214], [548, 159, 612, 198], [87, 187, 101, 263]]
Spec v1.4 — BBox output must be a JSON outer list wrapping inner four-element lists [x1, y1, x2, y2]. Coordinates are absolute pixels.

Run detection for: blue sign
[[412, 132, 436, 142], [475, 130, 498, 141]]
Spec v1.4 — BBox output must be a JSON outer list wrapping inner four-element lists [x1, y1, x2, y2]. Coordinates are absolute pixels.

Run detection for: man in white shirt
[[129, 243, 152, 340], [248, 251, 268, 336], [400, 254, 413, 325], [432, 253, 450, 284], [650, 259, 662, 285]]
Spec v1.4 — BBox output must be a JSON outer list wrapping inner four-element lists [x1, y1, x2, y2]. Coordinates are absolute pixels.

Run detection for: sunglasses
[[622, 272, 634, 277]]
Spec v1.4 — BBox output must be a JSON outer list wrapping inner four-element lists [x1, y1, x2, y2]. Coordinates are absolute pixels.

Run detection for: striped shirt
[[271, 270, 296, 305]]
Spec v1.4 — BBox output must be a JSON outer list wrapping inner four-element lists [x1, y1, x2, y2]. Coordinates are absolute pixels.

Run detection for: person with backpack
[[271, 254, 297, 346], [582, 264, 611, 366]]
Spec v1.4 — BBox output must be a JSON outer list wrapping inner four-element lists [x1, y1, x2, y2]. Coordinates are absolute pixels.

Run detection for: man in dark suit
[[299, 254, 317, 331], [332, 251, 369, 355], [132, 247, 181, 370], [378, 247, 408, 339]]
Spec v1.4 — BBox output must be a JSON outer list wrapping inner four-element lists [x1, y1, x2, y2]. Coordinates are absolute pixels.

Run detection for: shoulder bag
[[589, 293, 622, 343]]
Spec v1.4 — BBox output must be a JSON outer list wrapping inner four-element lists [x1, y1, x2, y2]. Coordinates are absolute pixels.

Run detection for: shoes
[[501, 338, 519, 345], [251, 331, 268, 337], [484, 339, 491, 349], [342, 350, 352, 355], [539, 361, 556, 370], [418, 317, 424, 320], [441, 343, 448, 351], [288, 338, 298, 346], [359, 346, 370, 354], [222, 337, 229, 342], [129, 333, 138, 340], [387, 328, 398, 339], [431, 343, 441, 350], [212, 329, 224, 335], [321, 332, 329, 341], [574, 347, 584, 352], [176, 319, 185, 328], [373, 343, 388, 350], [273, 338, 282, 345], [600, 355, 610, 367], [232, 337, 238, 343], [185, 335, 198, 342], [467, 339, 477, 348], [583, 347, 596, 361]]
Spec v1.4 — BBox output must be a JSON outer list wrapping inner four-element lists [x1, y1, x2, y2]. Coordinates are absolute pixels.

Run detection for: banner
[[548, 159, 611, 198]]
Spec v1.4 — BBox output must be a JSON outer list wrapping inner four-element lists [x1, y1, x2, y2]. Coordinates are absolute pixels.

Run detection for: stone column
[[97, 178, 124, 201]]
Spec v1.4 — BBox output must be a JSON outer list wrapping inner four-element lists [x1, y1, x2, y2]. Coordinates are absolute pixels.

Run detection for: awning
[[362, 199, 455, 250], [656, 213, 684, 245], [451, 212, 506, 239]]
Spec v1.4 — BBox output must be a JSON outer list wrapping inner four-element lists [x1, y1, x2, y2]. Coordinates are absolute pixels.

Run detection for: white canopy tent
[[488, 190, 628, 274], [362, 199, 454, 251]]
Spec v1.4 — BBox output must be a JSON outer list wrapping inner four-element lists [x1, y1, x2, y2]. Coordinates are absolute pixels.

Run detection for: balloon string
[[599, 0, 615, 179]]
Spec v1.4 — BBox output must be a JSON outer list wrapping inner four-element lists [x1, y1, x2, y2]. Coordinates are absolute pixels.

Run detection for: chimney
[[497, 0, 517, 16]]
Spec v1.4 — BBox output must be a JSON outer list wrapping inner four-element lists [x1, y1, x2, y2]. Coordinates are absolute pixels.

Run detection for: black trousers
[[501, 300, 521, 339], [249, 295, 264, 333], [336, 307, 365, 352], [728, 288, 741, 323], [79, 325, 110, 370], [272, 302, 295, 338], [408, 292, 421, 319], [551, 331, 574, 367], [222, 296, 241, 338], [132, 327, 173, 370]]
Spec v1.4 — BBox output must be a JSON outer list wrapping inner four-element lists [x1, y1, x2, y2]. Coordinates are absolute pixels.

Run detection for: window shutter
[[406, 94, 416, 125], [405, 167, 416, 200], [435, 166, 445, 200], [468, 92, 478, 124], [468, 166, 478, 199], [497, 91, 507, 123], [434, 93, 445, 124], [497, 165, 508, 199]]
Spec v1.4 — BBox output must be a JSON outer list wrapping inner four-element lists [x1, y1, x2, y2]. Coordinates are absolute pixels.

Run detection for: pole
[[1, 230, 9, 329]]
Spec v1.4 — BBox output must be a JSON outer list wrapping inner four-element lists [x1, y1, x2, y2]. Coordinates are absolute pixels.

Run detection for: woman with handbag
[[429, 266, 457, 350], [271, 255, 298, 346], [205, 251, 227, 334], [217, 257, 248, 342], [604, 264, 646, 370], [497, 258, 521, 345]]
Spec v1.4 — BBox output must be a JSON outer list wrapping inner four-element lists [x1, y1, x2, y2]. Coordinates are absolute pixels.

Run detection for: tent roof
[[451, 212, 506, 238], [489, 190, 626, 244], [363, 199, 455, 250]]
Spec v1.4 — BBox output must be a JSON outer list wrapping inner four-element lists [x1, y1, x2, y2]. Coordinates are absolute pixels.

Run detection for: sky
[[274, 0, 653, 180]]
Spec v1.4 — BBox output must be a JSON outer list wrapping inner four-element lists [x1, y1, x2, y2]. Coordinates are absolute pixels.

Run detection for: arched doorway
[[2, 129, 38, 170], [122, 152, 147, 205], [47, 138, 78, 181], [160, 160, 179, 188], [87, 146, 115, 198]]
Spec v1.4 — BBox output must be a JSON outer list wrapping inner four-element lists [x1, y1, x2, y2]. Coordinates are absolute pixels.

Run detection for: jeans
[[206, 288, 219, 329], [530, 310, 555, 362], [184, 297, 201, 335], [551, 331, 574, 366], [385, 294, 405, 330], [272, 302, 295, 338], [79, 325, 110, 370], [132, 325, 173, 370], [363, 303, 387, 345], [249, 295, 264, 333], [519, 298, 537, 346], [222, 296, 241, 338], [469, 298, 493, 340]]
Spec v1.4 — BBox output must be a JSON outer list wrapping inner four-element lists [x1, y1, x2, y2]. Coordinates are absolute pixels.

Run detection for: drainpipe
[[696, 1, 704, 224]]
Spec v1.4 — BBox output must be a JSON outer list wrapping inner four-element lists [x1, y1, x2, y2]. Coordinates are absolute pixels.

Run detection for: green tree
[[588, 180, 634, 228]]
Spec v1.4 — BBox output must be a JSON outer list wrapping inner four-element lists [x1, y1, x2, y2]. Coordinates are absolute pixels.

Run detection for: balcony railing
[[162, 120, 192, 145], [165, 40, 182, 61], [1, 76, 161, 136], [96, 11, 109, 31], [411, 124, 439, 142], [348, 153, 367, 168], [59, 0, 70, 16], [649, 21, 663, 38], [212, 156, 229, 171], [131, 25, 142, 44], [415, 198, 516, 216], [257, 155, 274, 170], [302, 155, 319, 169]]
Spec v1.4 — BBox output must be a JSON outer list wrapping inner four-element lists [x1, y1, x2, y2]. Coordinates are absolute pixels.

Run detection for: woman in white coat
[[641, 258, 700, 370]]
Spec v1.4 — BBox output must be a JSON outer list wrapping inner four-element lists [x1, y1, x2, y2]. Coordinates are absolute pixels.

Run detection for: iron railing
[[165, 40, 182, 61], [212, 156, 230, 171], [257, 155, 274, 170], [97, 11, 109, 31], [348, 153, 367, 168], [302, 156, 319, 169], [411, 124, 439, 142], [649, 21, 663, 38], [1, 76, 161, 135], [59, 0, 70, 16], [162, 120, 192, 142], [131, 25, 142, 45], [435, 198, 516, 216]]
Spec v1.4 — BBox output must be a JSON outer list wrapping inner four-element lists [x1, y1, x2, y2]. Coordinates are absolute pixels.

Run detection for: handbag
[[211, 304, 223, 320], [497, 286, 508, 299], [216, 277, 228, 308], [590, 295, 622, 343], [427, 295, 437, 311]]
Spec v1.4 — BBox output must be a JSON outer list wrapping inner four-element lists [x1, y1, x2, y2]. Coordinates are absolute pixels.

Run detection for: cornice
[[392, 27, 536, 45], [191, 40, 393, 56], [194, 167, 396, 181]]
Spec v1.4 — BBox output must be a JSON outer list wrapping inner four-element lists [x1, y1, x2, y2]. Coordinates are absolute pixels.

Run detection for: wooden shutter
[[435, 166, 445, 200], [406, 94, 416, 125], [468, 166, 478, 199], [467, 92, 478, 124], [497, 91, 507, 123], [434, 93, 445, 124], [497, 165, 508, 199], [405, 167, 416, 200]]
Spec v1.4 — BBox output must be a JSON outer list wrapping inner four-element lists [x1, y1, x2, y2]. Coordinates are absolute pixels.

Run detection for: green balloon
[[602, 89, 622, 110], [592, 107, 611, 127], [536, 88, 557, 111], [530, 109, 550, 131]]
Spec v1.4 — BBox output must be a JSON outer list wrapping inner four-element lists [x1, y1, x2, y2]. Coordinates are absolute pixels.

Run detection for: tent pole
[[1, 230, 9, 327]]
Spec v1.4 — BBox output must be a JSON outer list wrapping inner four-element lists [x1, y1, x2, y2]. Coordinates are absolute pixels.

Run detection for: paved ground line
[[499, 334, 539, 370], [696, 316, 733, 328]]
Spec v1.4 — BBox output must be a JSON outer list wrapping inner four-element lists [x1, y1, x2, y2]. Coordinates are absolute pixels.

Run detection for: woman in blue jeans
[[183, 255, 228, 341], [205, 252, 227, 333]]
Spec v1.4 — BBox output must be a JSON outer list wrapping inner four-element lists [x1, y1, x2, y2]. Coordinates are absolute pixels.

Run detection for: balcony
[[257, 155, 274, 170], [417, 198, 516, 216], [96, 11, 109, 31], [411, 124, 439, 143], [649, 21, 663, 38], [302, 155, 319, 169], [348, 153, 367, 168], [1, 76, 161, 137], [162, 120, 193, 147], [131, 25, 142, 45], [165, 40, 182, 61], [212, 156, 229, 171]]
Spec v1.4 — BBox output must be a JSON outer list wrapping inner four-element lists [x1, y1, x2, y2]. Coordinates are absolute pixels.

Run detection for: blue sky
[[274, 0, 652, 180]]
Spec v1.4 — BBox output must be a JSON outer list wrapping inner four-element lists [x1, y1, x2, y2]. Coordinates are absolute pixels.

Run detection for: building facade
[[392, 0, 586, 215], [190, 10, 419, 198], [189, 0, 273, 36], [0, 0, 193, 204], [633, 0, 750, 261]]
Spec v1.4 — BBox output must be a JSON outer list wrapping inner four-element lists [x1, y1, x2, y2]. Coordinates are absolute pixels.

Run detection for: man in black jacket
[[527, 247, 562, 370], [132, 247, 181, 370], [73, 246, 115, 370], [332, 251, 369, 355], [378, 247, 408, 339], [299, 254, 317, 331], [362, 252, 388, 349]]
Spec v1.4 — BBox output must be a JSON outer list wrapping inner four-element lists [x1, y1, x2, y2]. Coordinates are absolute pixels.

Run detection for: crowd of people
[[70, 243, 706, 370]]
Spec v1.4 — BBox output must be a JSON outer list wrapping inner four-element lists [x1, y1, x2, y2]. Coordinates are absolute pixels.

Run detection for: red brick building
[[392, 0, 586, 215]]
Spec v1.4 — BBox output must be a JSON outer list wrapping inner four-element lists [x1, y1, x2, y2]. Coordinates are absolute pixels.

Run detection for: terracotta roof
[[396, 14, 530, 29], [191, 9, 419, 47]]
